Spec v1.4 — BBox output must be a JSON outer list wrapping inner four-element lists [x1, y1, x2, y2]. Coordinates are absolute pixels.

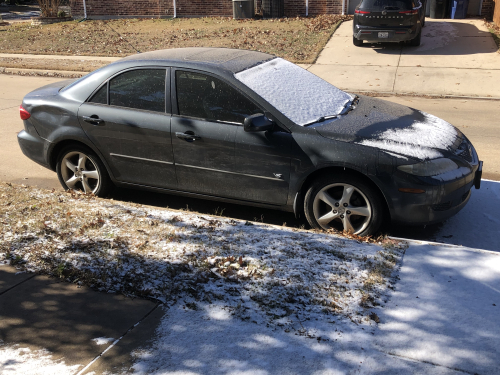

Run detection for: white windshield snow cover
[[235, 58, 353, 126], [359, 111, 458, 160]]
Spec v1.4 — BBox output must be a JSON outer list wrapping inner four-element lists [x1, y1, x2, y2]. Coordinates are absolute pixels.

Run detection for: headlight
[[397, 158, 459, 176]]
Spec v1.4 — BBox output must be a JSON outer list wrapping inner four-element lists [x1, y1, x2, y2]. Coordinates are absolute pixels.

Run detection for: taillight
[[20, 106, 31, 120], [355, 10, 370, 14], [399, 9, 418, 14]]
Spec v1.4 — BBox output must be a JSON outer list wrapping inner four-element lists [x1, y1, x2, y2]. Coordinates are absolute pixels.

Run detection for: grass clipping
[[0, 182, 405, 327]]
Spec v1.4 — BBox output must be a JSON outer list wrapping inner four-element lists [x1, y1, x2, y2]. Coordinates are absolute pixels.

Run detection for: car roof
[[118, 47, 275, 74]]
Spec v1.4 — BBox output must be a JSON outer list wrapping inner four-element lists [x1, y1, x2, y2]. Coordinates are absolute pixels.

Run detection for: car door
[[171, 69, 291, 205], [78, 68, 177, 189]]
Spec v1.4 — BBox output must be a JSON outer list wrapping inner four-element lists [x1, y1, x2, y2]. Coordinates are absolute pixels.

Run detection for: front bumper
[[388, 162, 480, 226], [354, 26, 418, 42]]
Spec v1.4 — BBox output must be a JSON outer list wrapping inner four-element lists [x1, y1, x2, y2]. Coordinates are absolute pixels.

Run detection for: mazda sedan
[[18, 48, 482, 236]]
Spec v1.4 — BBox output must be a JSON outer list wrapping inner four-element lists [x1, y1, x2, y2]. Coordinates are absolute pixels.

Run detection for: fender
[[45, 127, 118, 183]]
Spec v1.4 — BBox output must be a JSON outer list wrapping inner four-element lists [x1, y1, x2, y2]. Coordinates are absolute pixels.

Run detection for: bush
[[37, 0, 62, 17]]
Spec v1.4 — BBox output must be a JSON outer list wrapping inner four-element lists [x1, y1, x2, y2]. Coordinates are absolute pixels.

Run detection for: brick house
[[69, 0, 493, 19], [69, 0, 343, 18]]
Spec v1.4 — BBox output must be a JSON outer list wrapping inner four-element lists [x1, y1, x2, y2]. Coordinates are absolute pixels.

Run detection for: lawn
[[0, 182, 404, 328], [0, 15, 350, 64]]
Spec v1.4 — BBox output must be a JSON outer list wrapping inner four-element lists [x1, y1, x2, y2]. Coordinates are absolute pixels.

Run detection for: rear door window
[[109, 69, 166, 113], [89, 84, 108, 105], [359, 0, 414, 10]]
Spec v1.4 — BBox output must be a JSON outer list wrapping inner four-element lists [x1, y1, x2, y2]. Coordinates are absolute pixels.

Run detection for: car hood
[[315, 95, 462, 160]]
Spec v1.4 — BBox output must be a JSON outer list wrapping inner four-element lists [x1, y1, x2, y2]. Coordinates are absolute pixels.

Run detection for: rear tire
[[422, 17, 426, 27], [410, 30, 421, 46], [56, 144, 113, 197], [353, 36, 363, 47]]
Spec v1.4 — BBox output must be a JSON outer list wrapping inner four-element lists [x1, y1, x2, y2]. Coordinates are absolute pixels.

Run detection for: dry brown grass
[[0, 15, 351, 64], [0, 56, 107, 72], [484, 19, 500, 52]]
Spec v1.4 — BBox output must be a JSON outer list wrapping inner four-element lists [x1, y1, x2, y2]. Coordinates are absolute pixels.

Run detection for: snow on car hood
[[235, 58, 353, 126], [315, 96, 459, 160]]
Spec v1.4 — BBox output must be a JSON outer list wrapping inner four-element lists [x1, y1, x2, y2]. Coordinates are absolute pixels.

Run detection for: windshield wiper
[[303, 114, 338, 127], [303, 96, 359, 127]]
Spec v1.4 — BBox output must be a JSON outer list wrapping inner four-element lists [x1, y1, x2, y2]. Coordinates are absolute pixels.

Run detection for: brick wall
[[481, 0, 494, 19], [70, 0, 345, 18], [69, 0, 234, 18]]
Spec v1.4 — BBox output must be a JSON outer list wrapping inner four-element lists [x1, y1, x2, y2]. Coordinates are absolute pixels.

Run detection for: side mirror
[[244, 113, 274, 133]]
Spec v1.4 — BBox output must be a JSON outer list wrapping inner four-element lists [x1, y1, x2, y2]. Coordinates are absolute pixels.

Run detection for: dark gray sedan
[[17, 48, 482, 236]]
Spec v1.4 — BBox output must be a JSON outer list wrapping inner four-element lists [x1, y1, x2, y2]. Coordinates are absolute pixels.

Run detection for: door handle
[[83, 115, 104, 125], [175, 132, 201, 141]]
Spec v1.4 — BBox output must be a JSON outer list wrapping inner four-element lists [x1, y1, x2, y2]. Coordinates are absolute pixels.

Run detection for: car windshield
[[359, 0, 415, 11], [234, 58, 353, 126]]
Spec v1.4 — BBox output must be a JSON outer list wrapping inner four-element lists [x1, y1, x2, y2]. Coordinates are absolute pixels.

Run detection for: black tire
[[304, 174, 384, 236], [422, 16, 426, 27], [353, 36, 363, 47], [410, 30, 421, 46], [56, 144, 113, 197]]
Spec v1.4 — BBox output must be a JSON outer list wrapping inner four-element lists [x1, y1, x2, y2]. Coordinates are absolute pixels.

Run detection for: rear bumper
[[354, 26, 419, 42], [17, 129, 51, 169]]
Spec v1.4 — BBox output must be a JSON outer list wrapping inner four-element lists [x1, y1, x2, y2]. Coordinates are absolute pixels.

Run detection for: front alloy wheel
[[56, 145, 112, 197], [304, 175, 383, 236]]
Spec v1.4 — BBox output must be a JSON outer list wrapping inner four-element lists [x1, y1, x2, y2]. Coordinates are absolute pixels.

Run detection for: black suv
[[353, 0, 426, 46]]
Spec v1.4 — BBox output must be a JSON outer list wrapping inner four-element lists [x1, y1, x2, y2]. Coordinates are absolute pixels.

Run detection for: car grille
[[432, 190, 470, 211], [455, 139, 473, 163], [461, 190, 470, 203]]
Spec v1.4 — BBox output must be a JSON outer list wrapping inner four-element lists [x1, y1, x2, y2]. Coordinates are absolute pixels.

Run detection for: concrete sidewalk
[[0, 265, 163, 374], [366, 243, 500, 374], [309, 19, 500, 98]]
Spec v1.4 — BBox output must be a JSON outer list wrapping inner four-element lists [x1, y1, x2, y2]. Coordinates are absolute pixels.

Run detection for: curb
[[388, 236, 500, 255], [0, 67, 88, 78]]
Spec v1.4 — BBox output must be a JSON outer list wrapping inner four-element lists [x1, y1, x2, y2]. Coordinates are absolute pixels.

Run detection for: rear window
[[359, 0, 414, 11]]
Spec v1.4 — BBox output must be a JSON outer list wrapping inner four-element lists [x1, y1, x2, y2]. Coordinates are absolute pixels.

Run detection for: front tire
[[304, 175, 384, 236], [56, 144, 112, 197]]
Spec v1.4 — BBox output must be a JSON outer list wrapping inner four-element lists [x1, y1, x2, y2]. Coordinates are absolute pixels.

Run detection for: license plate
[[378, 32, 389, 38]]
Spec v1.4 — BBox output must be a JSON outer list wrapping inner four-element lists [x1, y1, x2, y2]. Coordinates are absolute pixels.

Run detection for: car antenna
[[104, 20, 142, 54]]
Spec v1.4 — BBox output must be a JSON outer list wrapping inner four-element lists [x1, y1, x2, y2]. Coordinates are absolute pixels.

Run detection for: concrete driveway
[[309, 19, 500, 98]]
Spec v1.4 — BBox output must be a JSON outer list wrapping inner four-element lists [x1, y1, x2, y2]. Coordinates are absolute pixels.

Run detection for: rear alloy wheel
[[304, 175, 383, 236], [56, 145, 112, 197], [410, 30, 421, 46], [353, 36, 363, 47]]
